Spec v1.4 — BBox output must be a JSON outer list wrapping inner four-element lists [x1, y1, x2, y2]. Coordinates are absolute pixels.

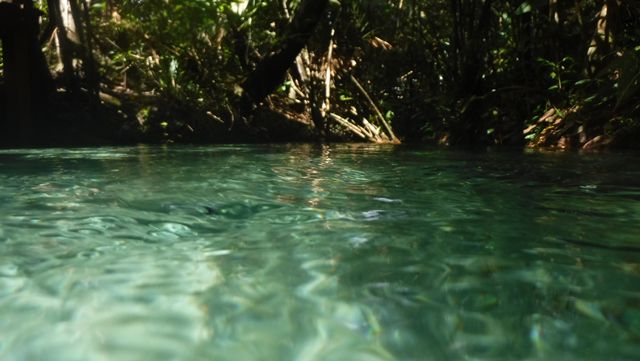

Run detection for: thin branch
[[323, 27, 335, 114], [328, 113, 368, 140], [287, 74, 307, 99], [349, 75, 400, 143]]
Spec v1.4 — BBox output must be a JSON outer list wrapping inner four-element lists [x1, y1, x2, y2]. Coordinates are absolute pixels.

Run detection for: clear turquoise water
[[0, 144, 639, 361]]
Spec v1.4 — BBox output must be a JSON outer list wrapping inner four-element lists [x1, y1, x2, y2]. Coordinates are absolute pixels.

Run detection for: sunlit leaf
[[515, 0, 547, 15], [385, 110, 395, 121], [515, 2, 532, 15]]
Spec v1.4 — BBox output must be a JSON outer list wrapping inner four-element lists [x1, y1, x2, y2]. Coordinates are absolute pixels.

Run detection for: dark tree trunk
[[45, 0, 99, 95], [73, 0, 100, 94], [48, 0, 77, 92], [0, 0, 53, 146], [241, 0, 329, 105]]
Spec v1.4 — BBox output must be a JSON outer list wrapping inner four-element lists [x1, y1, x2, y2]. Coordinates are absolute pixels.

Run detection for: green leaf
[[536, 57, 554, 67], [276, 81, 290, 93], [515, 2, 532, 15], [515, 0, 547, 15], [385, 110, 395, 121]]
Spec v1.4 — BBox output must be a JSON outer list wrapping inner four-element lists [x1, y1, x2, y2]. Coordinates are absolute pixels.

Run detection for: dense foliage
[[1, 0, 639, 148]]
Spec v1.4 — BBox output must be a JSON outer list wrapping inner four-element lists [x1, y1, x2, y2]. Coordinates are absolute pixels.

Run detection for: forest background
[[0, 0, 639, 149]]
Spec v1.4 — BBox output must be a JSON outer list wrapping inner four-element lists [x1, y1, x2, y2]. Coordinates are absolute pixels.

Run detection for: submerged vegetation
[[0, 0, 639, 148]]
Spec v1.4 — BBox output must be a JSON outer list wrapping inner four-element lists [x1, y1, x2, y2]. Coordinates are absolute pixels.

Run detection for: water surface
[[1, 145, 639, 360]]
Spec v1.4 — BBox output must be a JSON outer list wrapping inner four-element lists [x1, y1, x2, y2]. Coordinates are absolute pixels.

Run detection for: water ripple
[[0, 145, 639, 360]]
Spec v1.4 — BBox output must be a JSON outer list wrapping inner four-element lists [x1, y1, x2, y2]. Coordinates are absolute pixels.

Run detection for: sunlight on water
[[0, 145, 639, 361]]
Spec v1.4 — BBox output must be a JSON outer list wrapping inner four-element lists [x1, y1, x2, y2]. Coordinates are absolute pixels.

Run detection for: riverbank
[[3, 86, 637, 151]]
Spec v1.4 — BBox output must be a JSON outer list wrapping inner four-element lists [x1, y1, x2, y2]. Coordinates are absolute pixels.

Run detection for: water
[[0, 144, 639, 361]]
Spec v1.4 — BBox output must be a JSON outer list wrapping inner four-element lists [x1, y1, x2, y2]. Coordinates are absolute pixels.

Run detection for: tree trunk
[[0, 0, 53, 146], [241, 0, 329, 105], [587, 0, 620, 70], [79, 0, 99, 92], [48, 0, 77, 91], [50, 0, 99, 94]]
